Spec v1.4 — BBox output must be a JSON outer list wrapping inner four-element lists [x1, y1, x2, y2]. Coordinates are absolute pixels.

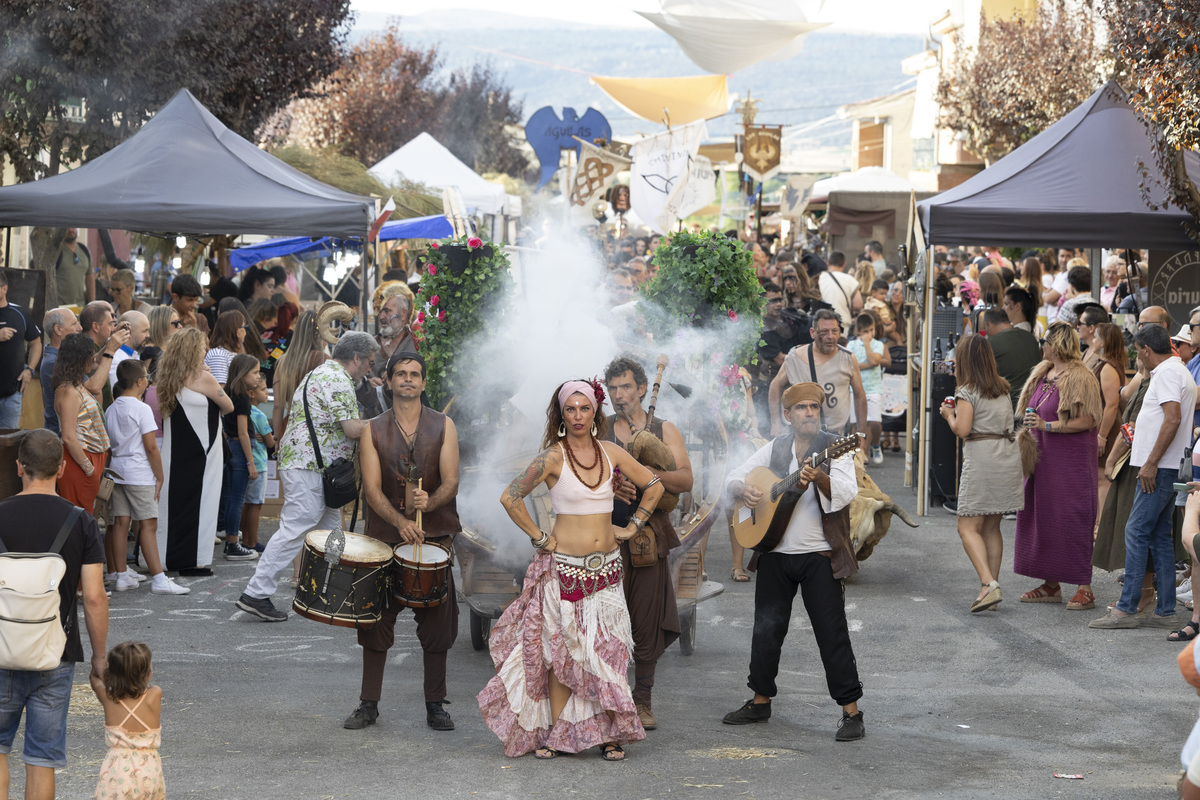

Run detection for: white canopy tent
[[810, 167, 915, 203], [369, 133, 508, 215]]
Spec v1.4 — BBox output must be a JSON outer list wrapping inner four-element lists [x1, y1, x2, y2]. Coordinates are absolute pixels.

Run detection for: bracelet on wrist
[[633, 518, 647, 532], [530, 531, 550, 550]]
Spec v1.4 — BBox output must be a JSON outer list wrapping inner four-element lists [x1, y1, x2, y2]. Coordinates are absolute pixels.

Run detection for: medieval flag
[[742, 125, 783, 182], [780, 175, 816, 219], [630, 120, 707, 234], [568, 137, 631, 208]]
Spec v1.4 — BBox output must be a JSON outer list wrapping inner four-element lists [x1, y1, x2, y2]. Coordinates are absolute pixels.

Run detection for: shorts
[[110, 483, 158, 521], [245, 473, 266, 505], [865, 393, 882, 423], [0, 662, 75, 768]]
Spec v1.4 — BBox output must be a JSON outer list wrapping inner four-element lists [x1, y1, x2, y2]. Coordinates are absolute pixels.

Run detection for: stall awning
[[229, 214, 453, 272], [591, 75, 729, 126]]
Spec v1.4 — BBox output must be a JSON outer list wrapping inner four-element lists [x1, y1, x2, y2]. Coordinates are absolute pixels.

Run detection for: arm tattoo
[[504, 449, 550, 505]]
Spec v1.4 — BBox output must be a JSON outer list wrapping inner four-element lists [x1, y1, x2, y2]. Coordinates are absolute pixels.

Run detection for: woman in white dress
[[156, 328, 233, 577]]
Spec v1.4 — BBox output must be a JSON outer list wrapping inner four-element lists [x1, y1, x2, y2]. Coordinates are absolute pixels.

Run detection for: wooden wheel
[[470, 610, 491, 651]]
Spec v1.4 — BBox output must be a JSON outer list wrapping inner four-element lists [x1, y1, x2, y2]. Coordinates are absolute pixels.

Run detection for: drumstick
[[416, 478, 423, 562]]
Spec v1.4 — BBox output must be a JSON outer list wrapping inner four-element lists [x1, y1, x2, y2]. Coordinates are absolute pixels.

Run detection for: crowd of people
[[0, 230, 1199, 796]]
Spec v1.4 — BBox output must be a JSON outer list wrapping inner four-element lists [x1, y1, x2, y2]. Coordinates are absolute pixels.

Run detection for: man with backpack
[[0, 429, 108, 800]]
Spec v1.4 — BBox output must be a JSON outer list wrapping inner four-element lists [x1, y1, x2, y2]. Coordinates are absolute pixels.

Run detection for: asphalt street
[[15, 453, 1193, 799]]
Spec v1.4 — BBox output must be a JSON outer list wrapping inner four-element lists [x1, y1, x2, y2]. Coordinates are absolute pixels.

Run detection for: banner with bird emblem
[[630, 120, 707, 234], [742, 124, 783, 182]]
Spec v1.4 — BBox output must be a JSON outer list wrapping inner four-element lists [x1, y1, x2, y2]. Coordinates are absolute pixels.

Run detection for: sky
[[355, 0, 958, 35]]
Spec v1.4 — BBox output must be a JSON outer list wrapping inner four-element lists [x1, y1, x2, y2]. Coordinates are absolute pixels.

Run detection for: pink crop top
[[549, 442, 615, 515]]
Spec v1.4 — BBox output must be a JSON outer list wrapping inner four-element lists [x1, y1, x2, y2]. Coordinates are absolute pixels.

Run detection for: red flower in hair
[[588, 376, 606, 407]]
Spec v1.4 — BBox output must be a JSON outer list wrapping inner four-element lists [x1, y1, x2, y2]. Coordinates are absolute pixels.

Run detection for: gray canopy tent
[[0, 89, 374, 239], [917, 80, 1200, 249]]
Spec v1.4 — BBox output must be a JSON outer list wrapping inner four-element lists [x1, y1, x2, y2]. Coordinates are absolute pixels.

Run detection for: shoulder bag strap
[[830, 272, 853, 321], [806, 344, 827, 428], [50, 506, 84, 555], [302, 373, 325, 471]]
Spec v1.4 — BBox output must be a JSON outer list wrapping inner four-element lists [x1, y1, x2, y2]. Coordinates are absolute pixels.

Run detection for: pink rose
[[428, 264, 437, 276], [417, 310, 425, 323], [728, 309, 738, 321], [430, 242, 439, 249], [468, 237, 482, 249], [430, 295, 439, 306], [437, 309, 447, 322]]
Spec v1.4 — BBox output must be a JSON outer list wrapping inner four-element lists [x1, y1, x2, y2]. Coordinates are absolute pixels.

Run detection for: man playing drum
[[346, 351, 461, 732], [603, 357, 693, 730]]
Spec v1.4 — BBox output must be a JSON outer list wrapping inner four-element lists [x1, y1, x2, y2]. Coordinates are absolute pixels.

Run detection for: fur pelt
[[1016, 359, 1103, 428]]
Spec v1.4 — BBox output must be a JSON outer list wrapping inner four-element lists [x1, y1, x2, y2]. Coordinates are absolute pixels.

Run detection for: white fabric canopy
[[811, 167, 914, 203], [637, 0, 830, 74], [369, 133, 507, 215]]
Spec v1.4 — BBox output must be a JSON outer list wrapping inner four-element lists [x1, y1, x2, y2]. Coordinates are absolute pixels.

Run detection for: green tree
[[935, 1, 1107, 165], [1104, 0, 1200, 236]]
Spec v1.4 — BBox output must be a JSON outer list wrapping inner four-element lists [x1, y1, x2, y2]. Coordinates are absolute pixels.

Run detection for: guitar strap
[[749, 431, 834, 560]]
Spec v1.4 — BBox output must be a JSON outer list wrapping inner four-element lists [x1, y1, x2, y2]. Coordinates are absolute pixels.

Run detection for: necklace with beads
[[564, 436, 605, 490]]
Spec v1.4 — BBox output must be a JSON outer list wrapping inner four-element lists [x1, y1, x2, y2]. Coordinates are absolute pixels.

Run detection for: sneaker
[[1002, 512, 1017, 521], [870, 445, 883, 465], [128, 571, 148, 583], [114, 572, 140, 592], [426, 700, 454, 731], [836, 710, 866, 741], [236, 593, 288, 622], [636, 703, 658, 730], [942, 499, 958, 514], [151, 576, 191, 595], [252, 543, 265, 554], [224, 542, 259, 561], [344, 701, 379, 730], [722, 699, 771, 725], [104, 571, 118, 584]]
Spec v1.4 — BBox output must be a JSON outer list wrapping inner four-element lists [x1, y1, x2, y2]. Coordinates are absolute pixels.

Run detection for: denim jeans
[[0, 392, 22, 430], [1117, 467, 1179, 616], [221, 438, 250, 537], [0, 662, 75, 767]]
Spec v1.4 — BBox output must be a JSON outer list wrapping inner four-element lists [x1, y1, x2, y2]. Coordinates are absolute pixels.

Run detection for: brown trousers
[[357, 571, 459, 704], [620, 513, 681, 705]]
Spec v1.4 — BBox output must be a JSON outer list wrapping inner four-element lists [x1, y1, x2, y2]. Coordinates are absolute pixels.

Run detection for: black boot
[[426, 700, 454, 731], [344, 700, 378, 730]]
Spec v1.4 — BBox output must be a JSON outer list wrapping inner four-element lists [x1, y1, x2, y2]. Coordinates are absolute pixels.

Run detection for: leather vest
[[604, 415, 681, 554], [767, 430, 857, 579], [365, 407, 459, 544]]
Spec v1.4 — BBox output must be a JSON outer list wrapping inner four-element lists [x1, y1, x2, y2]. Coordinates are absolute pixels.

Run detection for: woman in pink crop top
[[479, 379, 665, 762]]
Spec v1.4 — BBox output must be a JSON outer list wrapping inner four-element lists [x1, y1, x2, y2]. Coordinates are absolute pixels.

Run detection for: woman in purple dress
[[1014, 322, 1103, 610]]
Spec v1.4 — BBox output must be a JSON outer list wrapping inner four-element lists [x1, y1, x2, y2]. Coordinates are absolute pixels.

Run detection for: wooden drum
[[293, 530, 393, 629], [392, 542, 452, 609]]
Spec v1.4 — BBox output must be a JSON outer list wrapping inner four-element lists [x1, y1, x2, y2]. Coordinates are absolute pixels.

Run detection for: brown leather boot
[[636, 703, 657, 730]]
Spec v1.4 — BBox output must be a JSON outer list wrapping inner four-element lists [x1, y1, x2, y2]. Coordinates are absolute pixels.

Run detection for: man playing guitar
[[721, 382, 866, 741]]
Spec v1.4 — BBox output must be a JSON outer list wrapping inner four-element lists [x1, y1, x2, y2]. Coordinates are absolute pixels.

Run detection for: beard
[[63, 231, 77, 244], [379, 321, 403, 338]]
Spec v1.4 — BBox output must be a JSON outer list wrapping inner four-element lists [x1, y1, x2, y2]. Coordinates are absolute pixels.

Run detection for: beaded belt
[[554, 549, 622, 602]]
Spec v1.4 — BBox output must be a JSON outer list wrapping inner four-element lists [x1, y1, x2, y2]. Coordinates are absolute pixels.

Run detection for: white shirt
[[1131, 356, 1198, 468], [104, 396, 159, 485], [204, 347, 235, 384], [818, 270, 858, 329], [1046, 271, 1070, 324], [725, 437, 858, 555]]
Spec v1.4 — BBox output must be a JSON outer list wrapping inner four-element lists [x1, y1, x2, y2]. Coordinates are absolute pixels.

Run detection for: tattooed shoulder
[[502, 448, 557, 504]]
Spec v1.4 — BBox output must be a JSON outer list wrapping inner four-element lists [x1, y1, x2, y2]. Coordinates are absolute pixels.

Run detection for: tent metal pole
[[916, 246, 935, 516]]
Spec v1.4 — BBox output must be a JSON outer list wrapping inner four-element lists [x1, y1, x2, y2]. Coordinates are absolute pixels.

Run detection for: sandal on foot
[[1169, 621, 1200, 642], [731, 567, 751, 583], [971, 581, 1002, 613], [600, 743, 625, 761], [1066, 588, 1095, 610], [1020, 583, 1062, 603], [534, 747, 559, 760]]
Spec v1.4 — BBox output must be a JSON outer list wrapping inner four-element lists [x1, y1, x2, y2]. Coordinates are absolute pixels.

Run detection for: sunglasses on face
[[171, 320, 183, 328]]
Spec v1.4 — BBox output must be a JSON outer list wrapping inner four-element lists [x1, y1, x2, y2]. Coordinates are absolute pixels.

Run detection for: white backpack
[[0, 507, 82, 671]]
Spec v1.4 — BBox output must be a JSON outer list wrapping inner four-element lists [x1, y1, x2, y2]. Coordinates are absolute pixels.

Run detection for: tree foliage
[[283, 23, 528, 177], [1104, 0, 1200, 235], [935, 1, 1107, 165]]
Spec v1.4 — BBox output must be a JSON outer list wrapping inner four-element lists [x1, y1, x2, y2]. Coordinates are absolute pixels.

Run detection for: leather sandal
[[731, 567, 751, 583], [1168, 621, 1200, 642], [534, 747, 559, 760], [600, 743, 625, 761], [1020, 583, 1062, 603], [1066, 588, 1095, 610]]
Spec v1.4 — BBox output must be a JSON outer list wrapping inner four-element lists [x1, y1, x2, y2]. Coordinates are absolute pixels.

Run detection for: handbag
[[628, 522, 658, 568], [302, 374, 359, 509], [95, 470, 116, 503]]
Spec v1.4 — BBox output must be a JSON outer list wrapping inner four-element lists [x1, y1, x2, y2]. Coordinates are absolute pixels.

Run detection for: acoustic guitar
[[732, 434, 862, 552]]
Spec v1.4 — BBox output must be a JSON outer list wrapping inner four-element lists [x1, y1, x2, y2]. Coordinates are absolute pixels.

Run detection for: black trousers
[[748, 551, 863, 707]]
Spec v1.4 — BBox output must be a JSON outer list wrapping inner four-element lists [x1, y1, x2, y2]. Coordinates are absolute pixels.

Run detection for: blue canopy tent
[[229, 214, 453, 272]]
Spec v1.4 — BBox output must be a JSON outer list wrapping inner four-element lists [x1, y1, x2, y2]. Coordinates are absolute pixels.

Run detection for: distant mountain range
[[353, 10, 922, 171]]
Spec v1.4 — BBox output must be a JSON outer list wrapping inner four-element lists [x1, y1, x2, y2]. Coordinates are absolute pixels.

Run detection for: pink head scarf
[[558, 380, 601, 415]]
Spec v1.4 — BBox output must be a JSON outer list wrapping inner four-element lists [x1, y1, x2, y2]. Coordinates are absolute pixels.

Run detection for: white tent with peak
[[369, 133, 508, 215]]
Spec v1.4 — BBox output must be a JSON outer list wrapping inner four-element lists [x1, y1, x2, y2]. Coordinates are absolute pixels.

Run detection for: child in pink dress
[[91, 642, 165, 800]]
